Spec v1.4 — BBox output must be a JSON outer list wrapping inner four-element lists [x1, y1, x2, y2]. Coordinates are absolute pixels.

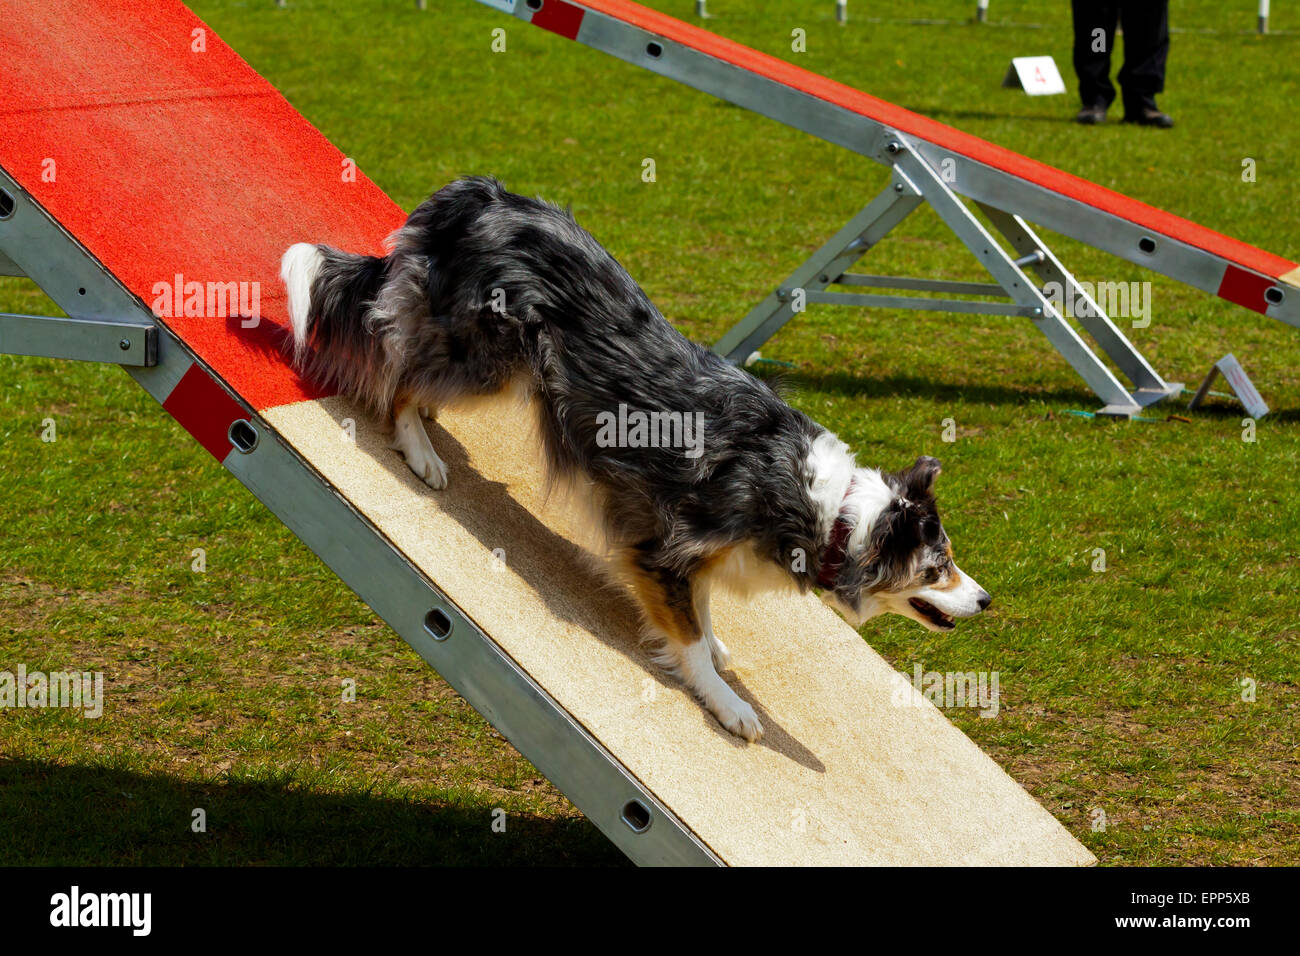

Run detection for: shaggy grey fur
[[291, 176, 941, 608]]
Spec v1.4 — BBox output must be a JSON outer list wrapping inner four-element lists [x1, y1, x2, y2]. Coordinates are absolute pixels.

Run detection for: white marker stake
[[1188, 353, 1270, 419], [976, 0, 990, 23], [1259, 0, 1270, 35], [1001, 56, 1067, 96]]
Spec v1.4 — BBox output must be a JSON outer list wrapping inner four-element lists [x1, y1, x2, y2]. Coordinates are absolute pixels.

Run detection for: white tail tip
[[280, 242, 323, 359]]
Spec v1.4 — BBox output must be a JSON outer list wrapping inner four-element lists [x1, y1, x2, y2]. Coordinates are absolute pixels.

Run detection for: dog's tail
[[280, 242, 397, 411], [281, 242, 385, 367]]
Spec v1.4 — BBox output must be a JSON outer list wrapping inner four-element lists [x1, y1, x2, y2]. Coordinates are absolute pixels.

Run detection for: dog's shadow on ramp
[[718, 675, 825, 771], [323, 404, 823, 772], [419, 422, 824, 772], [421, 420, 641, 636]]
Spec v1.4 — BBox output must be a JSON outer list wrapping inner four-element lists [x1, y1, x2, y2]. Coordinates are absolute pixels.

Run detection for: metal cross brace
[[715, 132, 1180, 416]]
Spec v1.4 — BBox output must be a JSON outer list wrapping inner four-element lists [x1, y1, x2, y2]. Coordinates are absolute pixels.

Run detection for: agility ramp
[[479, 0, 1299, 416], [0, 0, 1093, 865]]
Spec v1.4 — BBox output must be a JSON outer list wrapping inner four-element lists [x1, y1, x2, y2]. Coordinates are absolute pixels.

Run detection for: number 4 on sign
[[1002, 56, 1066, 96]]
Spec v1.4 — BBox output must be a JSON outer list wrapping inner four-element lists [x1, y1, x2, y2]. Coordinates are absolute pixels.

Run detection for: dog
[[281, 176, 990, 741]]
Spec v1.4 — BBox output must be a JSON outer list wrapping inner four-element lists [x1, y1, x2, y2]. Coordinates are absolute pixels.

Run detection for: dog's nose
[[977, 591, 992, 611]]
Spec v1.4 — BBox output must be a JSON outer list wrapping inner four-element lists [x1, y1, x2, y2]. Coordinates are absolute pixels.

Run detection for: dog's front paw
[[713, 697, 763, 742], [416, 452, 449, 490], [392, 441, 449, 490]]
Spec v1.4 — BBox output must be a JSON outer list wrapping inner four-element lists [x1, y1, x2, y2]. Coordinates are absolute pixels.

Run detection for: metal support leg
[[977, 202, 1181, 408], [712, 130, 1175, 415], [0, 182, 158, 368], [879, 133, 1142, 413], [714, 166, 923, 363]]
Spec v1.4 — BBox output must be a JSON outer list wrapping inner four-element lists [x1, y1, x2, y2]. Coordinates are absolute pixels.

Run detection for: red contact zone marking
[[1216, 265, 1275, 314], [162, 363, 250, 462], [531, 0, 586, 40], [0, 0, 404, 412]]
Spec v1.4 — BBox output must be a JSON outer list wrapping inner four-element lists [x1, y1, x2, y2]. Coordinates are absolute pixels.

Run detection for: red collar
[[816, 480, 856, 589]]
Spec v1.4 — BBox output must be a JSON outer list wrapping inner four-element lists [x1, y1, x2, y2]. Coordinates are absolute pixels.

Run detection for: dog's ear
[[853, 498, 925, 593], [902, 456, 941, 498]]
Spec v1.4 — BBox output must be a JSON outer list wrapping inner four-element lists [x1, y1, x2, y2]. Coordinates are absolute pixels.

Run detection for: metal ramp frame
[[714, 131, 1183, 416], [479, 0, 1299, 417]]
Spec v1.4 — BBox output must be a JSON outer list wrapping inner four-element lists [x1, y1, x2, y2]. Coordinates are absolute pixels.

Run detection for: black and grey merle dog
[[281, 176, 989, 741]]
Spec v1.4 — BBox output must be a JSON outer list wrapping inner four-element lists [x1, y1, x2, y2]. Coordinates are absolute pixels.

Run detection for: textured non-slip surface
[[0, 0, 402, 410], [266, 394, 1096, 866]]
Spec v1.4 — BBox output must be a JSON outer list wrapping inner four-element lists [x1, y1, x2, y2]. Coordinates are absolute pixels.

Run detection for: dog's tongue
[[910, 597, 954, 629]]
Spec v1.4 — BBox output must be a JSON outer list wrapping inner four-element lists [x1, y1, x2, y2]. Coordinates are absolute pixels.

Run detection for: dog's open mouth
[[909, 597, 954, 630]]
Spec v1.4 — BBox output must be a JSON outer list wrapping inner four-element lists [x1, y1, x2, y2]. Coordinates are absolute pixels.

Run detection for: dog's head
[[821, 456, 990, 631]]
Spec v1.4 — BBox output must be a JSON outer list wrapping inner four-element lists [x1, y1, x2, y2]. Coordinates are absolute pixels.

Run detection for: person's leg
[[1118, 0, 1170, 119], [1072, 0, 1119, 111]]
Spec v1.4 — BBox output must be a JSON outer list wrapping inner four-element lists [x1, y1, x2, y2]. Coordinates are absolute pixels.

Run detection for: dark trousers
[[1072, 0, 1169, 114]]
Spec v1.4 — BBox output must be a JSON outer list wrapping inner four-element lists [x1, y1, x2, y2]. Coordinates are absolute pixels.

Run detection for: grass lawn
[[1, 0, 1296, 865]]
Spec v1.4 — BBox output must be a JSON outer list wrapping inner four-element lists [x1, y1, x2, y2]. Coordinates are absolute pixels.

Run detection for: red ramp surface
[[0, 0, 403, 411]]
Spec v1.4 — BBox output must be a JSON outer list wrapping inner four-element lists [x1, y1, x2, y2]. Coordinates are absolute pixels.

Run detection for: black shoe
[[1123, 107, 1174, 128], [1075, 105, 1107, 125]]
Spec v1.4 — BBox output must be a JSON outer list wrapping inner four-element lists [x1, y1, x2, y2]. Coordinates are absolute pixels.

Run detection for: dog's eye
[[921, 517, 941, 544], [923, 567, 941, 584]]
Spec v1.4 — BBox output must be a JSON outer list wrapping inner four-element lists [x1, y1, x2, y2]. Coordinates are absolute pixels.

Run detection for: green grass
[[1, 0, 1297, 865]]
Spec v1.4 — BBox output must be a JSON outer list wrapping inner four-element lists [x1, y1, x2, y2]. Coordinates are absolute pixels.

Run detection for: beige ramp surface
[[264, 394, 1095, 866]]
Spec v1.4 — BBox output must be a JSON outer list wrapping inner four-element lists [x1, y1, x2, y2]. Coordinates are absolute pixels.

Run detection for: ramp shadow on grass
[[0, 760, 624, 866], [780, 368, 1300, 422], [903, 106, 1078, 125], [773, 368, 1099, 409]]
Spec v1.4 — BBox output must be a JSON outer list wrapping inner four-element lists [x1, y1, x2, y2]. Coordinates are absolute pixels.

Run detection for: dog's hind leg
[[389, 393, 448, 489], [620, 549, 761, 741]]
